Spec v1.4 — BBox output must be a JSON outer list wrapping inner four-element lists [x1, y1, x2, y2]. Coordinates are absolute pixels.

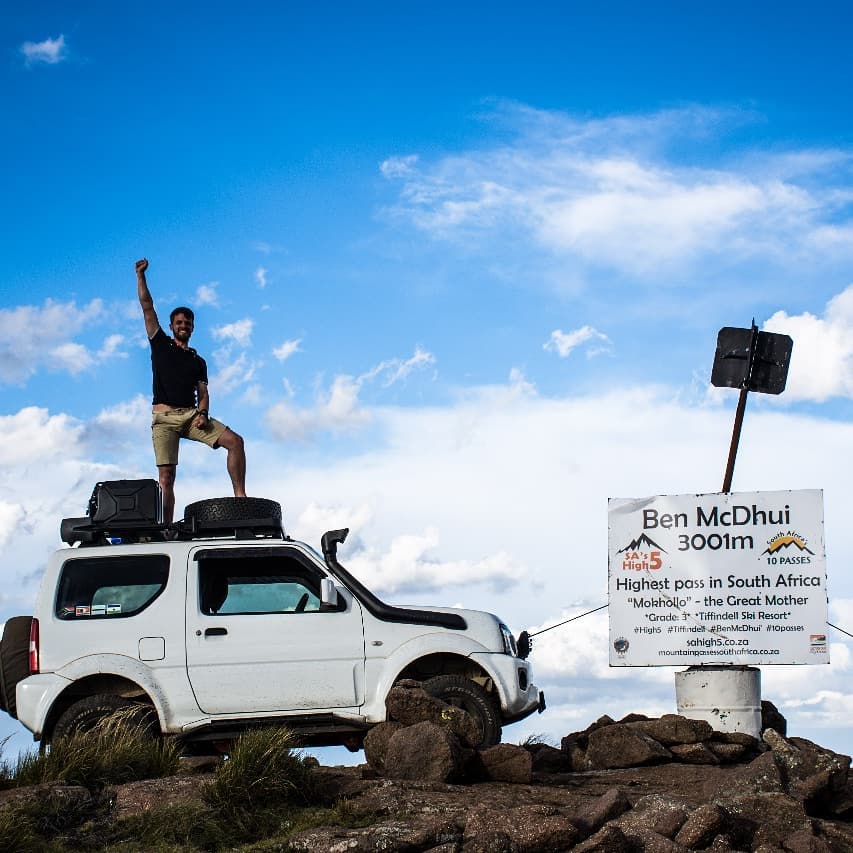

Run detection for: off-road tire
[[184, 497, 282, 525], [0, 616, 32, 719], [423, 674, 502, 748], [51, 694, 159, 741]]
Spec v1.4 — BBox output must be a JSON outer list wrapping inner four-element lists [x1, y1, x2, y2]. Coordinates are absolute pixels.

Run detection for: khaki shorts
[[151, 408, 228, 466]]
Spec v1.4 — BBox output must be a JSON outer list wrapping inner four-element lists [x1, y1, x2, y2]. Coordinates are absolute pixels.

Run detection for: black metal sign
[[712, 326, 793, 395]]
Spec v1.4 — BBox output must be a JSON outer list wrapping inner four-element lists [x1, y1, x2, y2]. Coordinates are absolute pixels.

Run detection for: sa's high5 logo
[[617, 533, 667, 572]]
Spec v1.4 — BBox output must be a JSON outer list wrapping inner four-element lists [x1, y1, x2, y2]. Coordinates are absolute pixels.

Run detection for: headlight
[[499, 622, 518, 656]]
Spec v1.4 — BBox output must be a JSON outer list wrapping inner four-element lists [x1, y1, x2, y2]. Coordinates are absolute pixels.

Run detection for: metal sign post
[[711, 322, 793, 492]]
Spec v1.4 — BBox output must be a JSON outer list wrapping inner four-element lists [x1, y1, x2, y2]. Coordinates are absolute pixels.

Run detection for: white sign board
[[608, 489, 827, 666]]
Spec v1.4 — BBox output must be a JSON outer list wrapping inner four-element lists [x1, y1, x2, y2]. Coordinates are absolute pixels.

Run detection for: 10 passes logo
[[762, 531, 814, 566], [617, 533, 667, 572]]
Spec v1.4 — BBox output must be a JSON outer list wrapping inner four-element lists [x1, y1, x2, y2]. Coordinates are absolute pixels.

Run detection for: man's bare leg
[[158, 464, 177, 524], [216, 429, 247, 497]]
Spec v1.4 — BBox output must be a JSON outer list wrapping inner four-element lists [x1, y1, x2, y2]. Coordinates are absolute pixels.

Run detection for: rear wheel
[[0, 616, 32, 719], [423, 674, 502, 748], [52, 694, 158, 741]]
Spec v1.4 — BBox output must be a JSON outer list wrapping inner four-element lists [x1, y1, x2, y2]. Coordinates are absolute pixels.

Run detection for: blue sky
[[4, 2, 853, 759]]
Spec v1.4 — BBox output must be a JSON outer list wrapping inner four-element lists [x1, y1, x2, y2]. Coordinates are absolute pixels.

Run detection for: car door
[[184, 545, 366, 715]]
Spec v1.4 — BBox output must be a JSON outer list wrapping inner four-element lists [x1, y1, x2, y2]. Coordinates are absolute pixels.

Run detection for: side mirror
[[320, 578, 340, 611]]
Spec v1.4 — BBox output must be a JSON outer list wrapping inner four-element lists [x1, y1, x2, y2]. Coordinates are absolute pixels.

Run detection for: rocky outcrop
[[4, 706, 853, 852], [343, 705, 853, 851]]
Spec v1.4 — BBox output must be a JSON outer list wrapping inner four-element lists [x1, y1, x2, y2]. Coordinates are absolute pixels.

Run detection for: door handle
[[204, 627, 228, 637]]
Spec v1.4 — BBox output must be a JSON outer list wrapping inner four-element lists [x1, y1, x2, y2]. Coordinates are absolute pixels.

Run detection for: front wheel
[[423, 675, 502, 748]]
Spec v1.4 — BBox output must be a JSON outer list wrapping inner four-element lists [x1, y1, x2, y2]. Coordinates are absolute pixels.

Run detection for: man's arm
[[194, 381, 210, 429], [136, 258, 161, 339]]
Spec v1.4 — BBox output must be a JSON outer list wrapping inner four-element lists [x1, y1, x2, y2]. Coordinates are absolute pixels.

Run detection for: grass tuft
[[12, 706, 180, 790], [203, 726, 316, 815], [0, 806, 40, 853]]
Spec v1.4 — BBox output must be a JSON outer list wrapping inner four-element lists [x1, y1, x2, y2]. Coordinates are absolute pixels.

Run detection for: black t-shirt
[[149, 328, 208, 407]]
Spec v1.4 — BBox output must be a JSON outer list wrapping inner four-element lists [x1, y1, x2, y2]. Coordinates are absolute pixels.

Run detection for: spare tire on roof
[[184, 497, 282, 526]]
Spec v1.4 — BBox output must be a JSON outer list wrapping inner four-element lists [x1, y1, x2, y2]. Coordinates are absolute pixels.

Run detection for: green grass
[[203, 726, 316, 814], [0, 722, 377, 852], [12, 706, 180, 790], [0, 806, 41, 853]]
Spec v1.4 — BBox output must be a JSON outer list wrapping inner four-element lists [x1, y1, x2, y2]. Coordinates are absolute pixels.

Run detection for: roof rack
[[60, 481, 286, 546], [59, 516, 287, 547]]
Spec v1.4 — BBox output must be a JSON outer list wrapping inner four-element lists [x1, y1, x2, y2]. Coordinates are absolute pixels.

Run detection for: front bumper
[[470, 652, 542, 724], [503, 689, 546, 725]]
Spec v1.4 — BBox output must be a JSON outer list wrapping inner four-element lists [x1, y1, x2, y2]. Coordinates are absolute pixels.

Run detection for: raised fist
[[135, 258, 149, 274]]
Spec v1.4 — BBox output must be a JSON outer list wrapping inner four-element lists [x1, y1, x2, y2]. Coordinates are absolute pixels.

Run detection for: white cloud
[[49, 342, 95, 375], [212, 318, 253, 347], [255, 266, 268, 288], [82, 395, 151, 453], [273, 339, 302, 362], [763, 285, 853, 402], [195, 283, 219, 307], [293, 502, 374, 552], [347, 528, 523, 595], [265, 348, 435, 440], [0, 503, 26, 550], [380, 154, 419, 178], [0, 407, 83, 466], [210, 352, 259, 395], [292, 504, 521, 596], [20, 34, 67, 66], [97, 334, 127, 359], [545, 326, 611, 358], [382, 104, 853, 278], [0, 299, 105, 384], [362, 346, 436, 386], [267, 374, 368, 439]]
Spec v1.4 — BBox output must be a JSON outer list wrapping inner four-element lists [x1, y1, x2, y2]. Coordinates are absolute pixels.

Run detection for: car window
[[198, 554, 322, 615], [56, 555, 169, 619]]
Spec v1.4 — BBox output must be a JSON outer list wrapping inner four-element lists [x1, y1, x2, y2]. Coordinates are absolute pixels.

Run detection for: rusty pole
[[721, 321, 758, 493]]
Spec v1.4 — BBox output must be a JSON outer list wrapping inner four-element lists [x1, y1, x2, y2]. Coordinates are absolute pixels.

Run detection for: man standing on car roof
[[136, 258, 247, 524]]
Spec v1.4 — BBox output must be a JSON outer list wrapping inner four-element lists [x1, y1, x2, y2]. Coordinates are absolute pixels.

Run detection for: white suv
[[1, 481, 543, 752]]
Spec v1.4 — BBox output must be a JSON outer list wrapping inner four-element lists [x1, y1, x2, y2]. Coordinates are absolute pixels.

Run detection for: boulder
[[765, 732, 852, 812], [383, 721, 464, 783], [573, 824, 632, 852], [631, 714, 714, 746], [670, 742, 720, 765], [479, 743, 533, 784], [706, 740, 750, 764], [560, 732, 589, 770], [385, 683, 480, 747], [720, 792, 810, 849], [363, 720, 405, 771], [673, 802, 730, 849], [616, 794, 690, 840], [525, 742, 570, 773], [463, 803, 579, 853], [762, 700, 788, 736], [728, 751, 786, 795], [780, 826, 833, 852], [572, 786, 631, 838], [585, 723, 672, 769]]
